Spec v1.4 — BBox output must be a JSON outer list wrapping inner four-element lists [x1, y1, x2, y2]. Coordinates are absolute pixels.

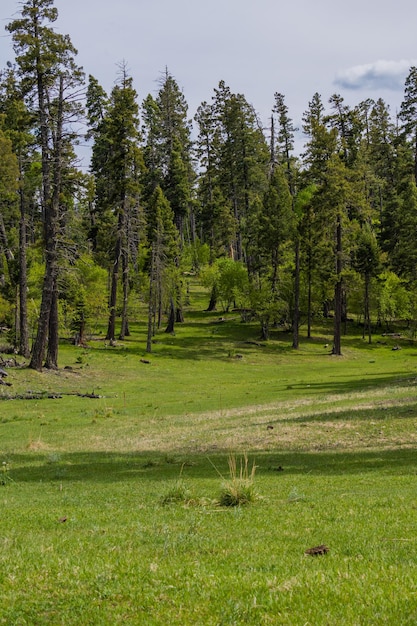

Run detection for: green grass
[[2, 288, 417, 624]]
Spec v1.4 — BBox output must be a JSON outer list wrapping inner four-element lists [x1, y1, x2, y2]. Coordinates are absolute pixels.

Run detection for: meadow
[[1, 287, 417, 625]]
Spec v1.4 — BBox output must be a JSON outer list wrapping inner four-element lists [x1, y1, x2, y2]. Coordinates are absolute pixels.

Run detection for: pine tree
[[142, 69, 195, 326], [0, 66, 35, 357], [255, 164, 293, 339], [209, 81, 269, 265], [257, 165, 293, 292], [302, 95, 338, 329], [142, 69, 194, 242], [273, 92, 301, 347], [146, 185, 178, 349], [302, 92, 335, 183], [353, 225, 380, 343], [0, 129, 19, 282], [195, 100, 235, 263], [390, 177, 417, 281], [327, 94, 357, 164], [399, 66, 417, 184], [314, 153, 356, 355], [7, 0, 84, 370], [87, 69, 142, 344]]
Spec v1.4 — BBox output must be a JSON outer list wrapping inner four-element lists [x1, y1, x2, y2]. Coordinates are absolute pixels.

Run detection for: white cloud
[[334, 60, 417, 91]]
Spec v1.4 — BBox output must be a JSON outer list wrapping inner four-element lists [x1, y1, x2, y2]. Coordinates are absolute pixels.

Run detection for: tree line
[[1, 0, 417, 369]]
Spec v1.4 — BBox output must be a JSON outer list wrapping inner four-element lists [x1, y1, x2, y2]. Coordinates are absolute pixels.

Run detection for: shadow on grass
[[85, 330, 416, 366], [4, 446, 417, 485], [76, 299, 415, 362], [273, 401, 417, 425], [279, 372, 417, 396], [87, 315, 268, 361]]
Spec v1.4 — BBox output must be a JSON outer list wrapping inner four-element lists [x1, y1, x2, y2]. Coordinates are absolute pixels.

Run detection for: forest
[[1, 0, 417, 370]]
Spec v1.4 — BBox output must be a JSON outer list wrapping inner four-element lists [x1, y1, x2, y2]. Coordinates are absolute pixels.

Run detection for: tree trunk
[[206, 284, 217, 312], [307, 263, 312, 339], [73, 305, 86, 347], [306, 210, 313, 339], [146, 300, 153, 353], [333, 280, 342, 356], [165, 297, 175, 333], [175, 283, 184, 323], [44, 77, 64, 370], [364, 273, 372, 344], [45, 281, 59, 369], [260, 319, 269, 341], [119, 247, 129, 340], [106, 212, 123, 344], [29, 257, 57, 370], [106, 251, 120, 344], [18, 184, 30, 358], [271, 249, 278, 295], [29, 76, 63, 370], [342, 289, 348, 334], [414, 129, 417, 186], [157, 288, 162, 329], [292, 237, 300, 349], [146, 247, 156, 353], [332, 214, 342, 356], [0, 212, 13, 266]]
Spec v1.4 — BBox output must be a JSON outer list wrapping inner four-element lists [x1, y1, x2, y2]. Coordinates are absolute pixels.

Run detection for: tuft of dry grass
[[216, 453, 258, 507]]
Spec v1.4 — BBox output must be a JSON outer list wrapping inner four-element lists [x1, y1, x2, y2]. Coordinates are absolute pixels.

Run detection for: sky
[[1, 0, 417, 163]]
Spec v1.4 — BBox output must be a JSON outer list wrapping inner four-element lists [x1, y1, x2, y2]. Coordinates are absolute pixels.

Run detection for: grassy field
[[2, 288, 417, 624]]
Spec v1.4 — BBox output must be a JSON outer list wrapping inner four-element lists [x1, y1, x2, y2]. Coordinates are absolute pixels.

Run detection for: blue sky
[[1, 0, 417, 155]]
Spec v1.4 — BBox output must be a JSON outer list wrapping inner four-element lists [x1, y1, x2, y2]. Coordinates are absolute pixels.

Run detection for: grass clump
[[160, 464, 193, 505], [160, 479, 191, 505], [287, 486, 306, 502], [217, 453, 257, 507], [0, 460, 13, 485]]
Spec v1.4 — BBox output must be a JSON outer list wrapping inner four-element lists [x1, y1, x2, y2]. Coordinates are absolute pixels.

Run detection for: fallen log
[[0, 391, 102, 401]]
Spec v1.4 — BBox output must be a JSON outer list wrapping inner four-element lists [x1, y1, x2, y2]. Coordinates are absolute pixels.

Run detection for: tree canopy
[[2, 1, 417, 364]]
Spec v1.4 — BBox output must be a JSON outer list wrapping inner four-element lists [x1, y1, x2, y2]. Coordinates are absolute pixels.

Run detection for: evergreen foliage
[[1, 1, 417, 360]]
